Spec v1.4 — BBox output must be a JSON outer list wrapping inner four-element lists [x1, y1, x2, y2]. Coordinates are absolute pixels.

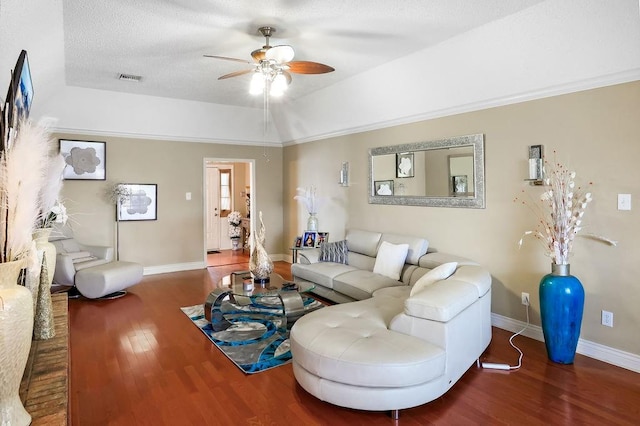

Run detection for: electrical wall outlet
[[602, 310, 614, 327], [521, 292, 530, 306]]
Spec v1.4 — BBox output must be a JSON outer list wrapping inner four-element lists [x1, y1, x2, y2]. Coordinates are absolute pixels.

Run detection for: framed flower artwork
[[374, 180, 394, 196], [396, 152, 414, 178], [117, 183, 157, 221], [59, 139, 106, 180]]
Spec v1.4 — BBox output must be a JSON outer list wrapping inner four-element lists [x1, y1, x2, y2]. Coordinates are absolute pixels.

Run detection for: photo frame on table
[[374, 180, 394, 196], [316, 232, 329, 247], [396, 152, 415, 178], [59, 139, 106, 180], [302, 231, 317, 248], [294, 237, 303, 248], [117, 183, 158, 221]]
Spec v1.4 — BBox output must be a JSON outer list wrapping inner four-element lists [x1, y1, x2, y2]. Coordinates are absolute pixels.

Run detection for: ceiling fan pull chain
[[262, 83, 270, 163]]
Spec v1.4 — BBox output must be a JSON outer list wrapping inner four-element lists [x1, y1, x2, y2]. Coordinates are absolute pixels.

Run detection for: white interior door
[[205, 166, 221, 250]]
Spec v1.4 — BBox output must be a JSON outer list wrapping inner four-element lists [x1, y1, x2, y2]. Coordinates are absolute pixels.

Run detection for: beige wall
[[57, 134, 283, 267], [232, 162, 249, 216], [284, 81, 640, 356]]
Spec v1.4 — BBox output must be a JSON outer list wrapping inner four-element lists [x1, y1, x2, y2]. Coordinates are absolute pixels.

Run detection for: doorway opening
[[203, 158, 254, 265]]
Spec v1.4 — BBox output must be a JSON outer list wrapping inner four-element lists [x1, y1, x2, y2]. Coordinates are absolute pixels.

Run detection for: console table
[[20, 292, 69, 425]]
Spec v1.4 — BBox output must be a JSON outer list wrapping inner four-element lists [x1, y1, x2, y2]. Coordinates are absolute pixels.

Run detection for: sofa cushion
[[60, 238, 81, 253], [373, 241, 409, 280], [346, 229, 381, 257], [65, 251, 93, 261], [345, 252, 376, 272], [333, 270, 405, 300], [319, 240, 348, 264], [380, 233, 429, 265], [372, 285, 411, 299], [410, 262, 458, 297], [418, 252, 477, 269], [291, 262, 358, 289]]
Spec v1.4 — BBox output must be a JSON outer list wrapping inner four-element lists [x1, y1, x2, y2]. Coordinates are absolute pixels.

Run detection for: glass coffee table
[[204, 271, 319, 331]]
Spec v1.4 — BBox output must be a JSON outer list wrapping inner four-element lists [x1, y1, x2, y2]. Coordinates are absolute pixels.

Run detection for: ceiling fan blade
[[203, 55, 252, 65], [218, 69, 253, 80], [251, 48, 268, 62], [265, 45, 295, 63], [287, 61, 335, 74]]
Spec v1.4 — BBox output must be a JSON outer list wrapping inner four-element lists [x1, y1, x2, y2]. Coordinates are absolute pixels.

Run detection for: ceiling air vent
[[118, 73, 142, 82]]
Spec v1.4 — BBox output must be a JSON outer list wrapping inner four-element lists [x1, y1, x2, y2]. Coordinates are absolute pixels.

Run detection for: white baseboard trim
[[143, 254, 290, 277], [143, 261, 205, 276], [272, 253, 289, 263], [491, 313, 640, 374]]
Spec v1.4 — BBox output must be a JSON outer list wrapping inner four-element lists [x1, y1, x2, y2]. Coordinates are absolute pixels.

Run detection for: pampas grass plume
[[1, 119, 50, 261], [38, 152, 65, 225]]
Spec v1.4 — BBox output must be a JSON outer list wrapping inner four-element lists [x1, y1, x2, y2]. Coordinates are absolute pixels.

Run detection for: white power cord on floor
[[480, 304, 530, 371]]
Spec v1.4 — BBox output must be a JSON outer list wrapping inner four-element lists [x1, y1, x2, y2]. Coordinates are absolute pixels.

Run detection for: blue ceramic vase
[[539, 263, 585, 364]]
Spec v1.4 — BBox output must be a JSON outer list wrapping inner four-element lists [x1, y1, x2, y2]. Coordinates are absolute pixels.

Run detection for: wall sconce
[[527, 145, 544, 185], [339, 161, 349, 187]]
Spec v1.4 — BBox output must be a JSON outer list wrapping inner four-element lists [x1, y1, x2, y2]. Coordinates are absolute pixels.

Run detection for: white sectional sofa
[[291, 228, 475, 303], [289, 228, 493, 417]]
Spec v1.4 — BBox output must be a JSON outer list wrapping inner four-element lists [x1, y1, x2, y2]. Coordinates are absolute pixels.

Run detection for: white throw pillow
[[373, 241, 409, 280], [410, 262, 458, 296]]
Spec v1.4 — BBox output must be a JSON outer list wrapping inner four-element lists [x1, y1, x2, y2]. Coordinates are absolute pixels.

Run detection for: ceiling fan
[[204, 26, 335, 97]]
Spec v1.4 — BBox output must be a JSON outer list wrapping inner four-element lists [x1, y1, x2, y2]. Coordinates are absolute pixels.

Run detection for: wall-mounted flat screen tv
[[9, 50, 34, 122], [1, 49, 34, 151]]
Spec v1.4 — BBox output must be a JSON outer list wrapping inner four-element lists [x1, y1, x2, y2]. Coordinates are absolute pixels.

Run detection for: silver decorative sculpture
[[249, 211, 273, 284]]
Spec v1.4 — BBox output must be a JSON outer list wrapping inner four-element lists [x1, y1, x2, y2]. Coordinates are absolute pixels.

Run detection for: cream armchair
[[50, 237, 114, 286], [48, 224, 142, 299]]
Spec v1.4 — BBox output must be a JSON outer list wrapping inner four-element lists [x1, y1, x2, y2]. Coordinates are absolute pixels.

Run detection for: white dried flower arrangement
[[294, 186, 323, 215], [516, 155, 616, 265], [228, 211, 242, 238]]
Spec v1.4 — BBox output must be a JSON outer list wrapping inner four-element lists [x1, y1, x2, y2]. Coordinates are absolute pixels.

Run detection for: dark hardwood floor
[[206, 248, 250, 267], [68, 259, 640, 425]]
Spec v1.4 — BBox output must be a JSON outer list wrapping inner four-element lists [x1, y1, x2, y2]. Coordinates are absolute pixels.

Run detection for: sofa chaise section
[[290, 262, 492, 417]]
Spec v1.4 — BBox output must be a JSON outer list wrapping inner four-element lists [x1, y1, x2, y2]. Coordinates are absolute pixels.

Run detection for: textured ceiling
[[63, 0, 542, 109]]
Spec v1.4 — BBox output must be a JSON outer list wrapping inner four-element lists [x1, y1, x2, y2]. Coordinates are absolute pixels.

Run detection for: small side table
[[289, 246, 315, 263]]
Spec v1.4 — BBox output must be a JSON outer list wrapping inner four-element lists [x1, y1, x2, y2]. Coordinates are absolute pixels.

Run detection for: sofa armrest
[[404, 279, 480, 322], [404, 264, 491, 322], [298, 248, 321, 264], [79, 244, 114, 262]]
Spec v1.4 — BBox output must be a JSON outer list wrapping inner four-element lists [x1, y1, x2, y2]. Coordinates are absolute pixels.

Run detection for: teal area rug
[[181, 295, 321, 374]]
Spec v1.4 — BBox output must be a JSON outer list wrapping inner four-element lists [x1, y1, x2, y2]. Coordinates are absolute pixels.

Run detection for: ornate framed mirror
[[368, 134, 485, 208]]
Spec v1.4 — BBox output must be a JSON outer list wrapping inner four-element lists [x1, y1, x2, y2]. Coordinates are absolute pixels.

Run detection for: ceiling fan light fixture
[[265, 45, 295, 63], [249, 72, 265, 95], [270, 72, 288, 96], [270, 86, 284, 97], [205, 25, 335, 98]]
